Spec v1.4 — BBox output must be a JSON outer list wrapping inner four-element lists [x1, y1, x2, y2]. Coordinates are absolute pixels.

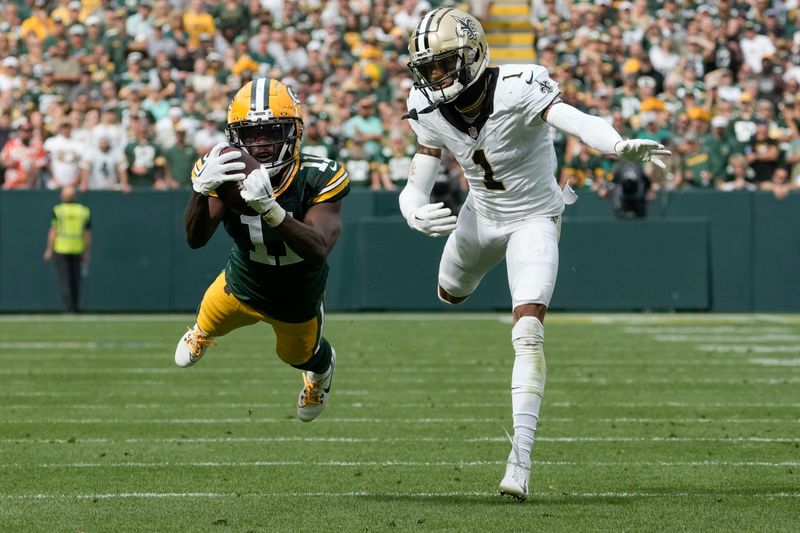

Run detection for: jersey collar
[[439, 67, 499, 139]]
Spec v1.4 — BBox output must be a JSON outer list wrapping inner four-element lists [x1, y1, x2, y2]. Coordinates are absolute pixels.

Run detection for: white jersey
[[407, 64, 564, 221], [43, 135, 83, 189], [80, 148, 124, 190]]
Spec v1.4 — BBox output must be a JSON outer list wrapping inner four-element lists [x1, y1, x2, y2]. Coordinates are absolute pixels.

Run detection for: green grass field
[[0, 313, 798, 532]]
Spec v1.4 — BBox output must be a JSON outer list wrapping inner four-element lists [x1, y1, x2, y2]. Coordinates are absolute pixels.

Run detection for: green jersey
[[223, 154, 350, 323], [124, 140, 163, 187]]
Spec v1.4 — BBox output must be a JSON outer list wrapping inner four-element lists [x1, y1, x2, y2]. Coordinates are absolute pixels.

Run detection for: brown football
[[213, 146, 261, 216]]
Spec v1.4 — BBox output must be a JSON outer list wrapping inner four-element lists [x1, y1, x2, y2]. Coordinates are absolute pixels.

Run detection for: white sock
[[307, 347, 335, 383], [510, 316, 546, 462], [307, 365, 331, 383]]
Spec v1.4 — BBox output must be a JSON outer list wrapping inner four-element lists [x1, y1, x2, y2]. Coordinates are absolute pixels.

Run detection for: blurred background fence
[[3, 188, 798, 313]]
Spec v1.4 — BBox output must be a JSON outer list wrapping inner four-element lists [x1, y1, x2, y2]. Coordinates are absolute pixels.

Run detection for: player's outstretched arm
[[399, 145, 457, 238], [543, 102, 671, 169]]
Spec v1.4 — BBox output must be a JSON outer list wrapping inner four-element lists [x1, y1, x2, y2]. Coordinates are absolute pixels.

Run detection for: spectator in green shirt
[[163, 127, 197, 189], [636, 111, 670, 144], [343, 97, 385, 160], [704, 115, 743, 182], [120, 115, 166, 189], [678, 135, 714, 188]]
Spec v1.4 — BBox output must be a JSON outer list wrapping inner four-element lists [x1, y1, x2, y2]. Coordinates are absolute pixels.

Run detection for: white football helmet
[[408, 8, 490, 107]]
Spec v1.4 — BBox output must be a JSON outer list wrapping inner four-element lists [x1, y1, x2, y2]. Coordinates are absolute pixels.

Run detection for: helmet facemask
[[409, 47, 477, 105], [226, 118, 302, 171]]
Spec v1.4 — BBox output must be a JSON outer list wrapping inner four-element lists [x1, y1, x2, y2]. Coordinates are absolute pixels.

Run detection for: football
[[214, 146, 261, 216]]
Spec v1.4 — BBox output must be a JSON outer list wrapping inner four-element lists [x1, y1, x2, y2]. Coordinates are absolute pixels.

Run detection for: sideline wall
[[1, 190, 797, 313]]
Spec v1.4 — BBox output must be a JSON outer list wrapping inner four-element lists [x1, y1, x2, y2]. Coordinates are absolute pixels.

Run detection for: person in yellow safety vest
[[43, 186, 92, 313]]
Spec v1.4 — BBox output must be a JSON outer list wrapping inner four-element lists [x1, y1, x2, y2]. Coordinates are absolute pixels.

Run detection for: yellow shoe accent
[[297, 349, 335, 422], [299, 373, 324, 405], [181, 326, 217, 365]]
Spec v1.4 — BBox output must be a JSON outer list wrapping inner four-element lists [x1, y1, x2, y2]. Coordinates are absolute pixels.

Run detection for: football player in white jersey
[[399, 8, 671, 501]]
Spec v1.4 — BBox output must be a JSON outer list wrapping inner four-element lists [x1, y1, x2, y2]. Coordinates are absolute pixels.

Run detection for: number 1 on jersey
[[242, 215, 303, 266], [472, 149, 505, 191]]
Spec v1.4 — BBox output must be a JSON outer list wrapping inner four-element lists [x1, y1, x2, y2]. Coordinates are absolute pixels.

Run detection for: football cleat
[[174, 324, 217, 367], [499, 437, 531, 502], [297, 348, 336, 422]]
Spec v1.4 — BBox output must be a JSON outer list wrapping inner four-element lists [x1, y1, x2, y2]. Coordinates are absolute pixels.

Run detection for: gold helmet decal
[[226, 78, 304, 170], [408, 8, 490, 106]]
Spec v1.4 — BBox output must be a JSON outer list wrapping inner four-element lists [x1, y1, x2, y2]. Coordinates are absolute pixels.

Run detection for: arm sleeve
[[398, 153, 440, 221], [544, 101, 623, 156]]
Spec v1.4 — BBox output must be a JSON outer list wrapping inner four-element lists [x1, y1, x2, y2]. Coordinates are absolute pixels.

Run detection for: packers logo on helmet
[[408, 8, 489, 106], [226, 78, 304, 171]]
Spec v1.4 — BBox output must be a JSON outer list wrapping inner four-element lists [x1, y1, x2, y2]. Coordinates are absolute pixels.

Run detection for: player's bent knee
[[438, 285, 469, 305], [513, 303, 547, 323], [276, 343, 315, 366], [291, 338, 333, 374]]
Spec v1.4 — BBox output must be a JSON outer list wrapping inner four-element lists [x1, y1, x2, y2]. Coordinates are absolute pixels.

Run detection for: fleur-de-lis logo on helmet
[[454, 16, 478, 40]]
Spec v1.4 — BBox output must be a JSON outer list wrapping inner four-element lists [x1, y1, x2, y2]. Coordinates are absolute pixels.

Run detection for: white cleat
[[174, 324, 216, 367], [499, 439, 531, 502], [297, 348, 336, 422]]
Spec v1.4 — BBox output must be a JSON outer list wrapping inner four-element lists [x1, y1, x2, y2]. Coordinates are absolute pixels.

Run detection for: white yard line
[[622, 327, 795, 334], [6, 402, 800, 410], [0, 342, 160, 350], [0, 313, 798, 324], [697, 345, 800, 353], [0, 313, 509, 323], [750, 358, 800, 367], [0, 390, 371, 398], [0, 490, 798, 500], [1, 416, 797, 425], [2, 436, 799, 444], [3, 401, 798, 410], [1, 460, 798, 469], [1, 389, 798, 402], [654, 335, 800, 342], [2, 369, 798, 386]]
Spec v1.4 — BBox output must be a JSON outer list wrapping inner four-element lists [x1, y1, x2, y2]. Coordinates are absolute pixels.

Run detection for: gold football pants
[[196, 272, 323, 366]]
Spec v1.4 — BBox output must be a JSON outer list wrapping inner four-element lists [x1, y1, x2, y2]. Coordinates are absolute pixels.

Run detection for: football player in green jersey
[[175, 78, 350, 422]]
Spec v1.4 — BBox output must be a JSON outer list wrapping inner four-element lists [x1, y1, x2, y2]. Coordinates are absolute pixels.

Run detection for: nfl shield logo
[[468, 126, 478, 139]]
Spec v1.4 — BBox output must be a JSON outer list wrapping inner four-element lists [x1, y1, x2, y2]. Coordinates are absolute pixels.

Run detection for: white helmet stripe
[[249, 79, 257, 110], [254, 78, 266, 113], [416, 9, 436, 52]]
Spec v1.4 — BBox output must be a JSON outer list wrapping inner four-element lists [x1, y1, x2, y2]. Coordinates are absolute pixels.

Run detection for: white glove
[[192, 142, 247, 196], [407, 202, 457, 237], [239, 167, 286, 227], [614, 139, 672, 170]]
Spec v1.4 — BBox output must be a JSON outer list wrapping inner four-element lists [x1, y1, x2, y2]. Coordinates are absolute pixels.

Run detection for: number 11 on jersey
[[472, 149, 505, 191]]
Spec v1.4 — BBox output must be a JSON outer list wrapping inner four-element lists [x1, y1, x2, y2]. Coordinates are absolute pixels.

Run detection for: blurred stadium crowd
[[0, 0, 798, 199]]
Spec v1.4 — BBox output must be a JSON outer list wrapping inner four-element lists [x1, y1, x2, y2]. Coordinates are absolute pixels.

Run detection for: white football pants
[[437, 201, 561, 308]]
